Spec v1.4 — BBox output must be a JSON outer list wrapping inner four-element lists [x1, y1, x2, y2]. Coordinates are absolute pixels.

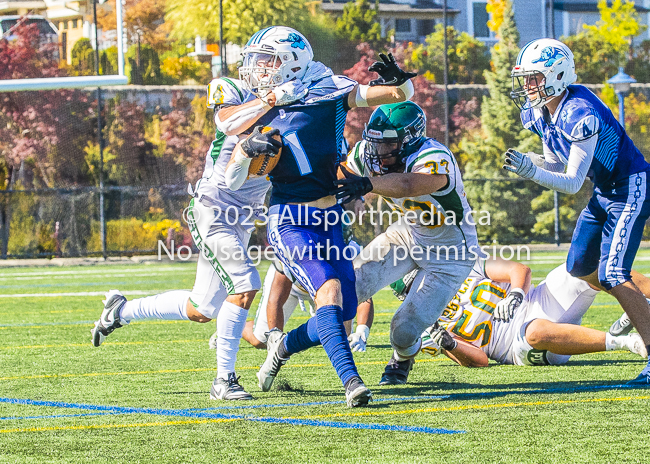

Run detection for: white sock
[[606, 332, 625, 351], [216, 301, 249, 379], [120, 290, 190, 322]]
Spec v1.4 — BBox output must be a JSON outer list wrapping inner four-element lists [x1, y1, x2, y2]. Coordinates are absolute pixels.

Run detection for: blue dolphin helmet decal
[[532, 46, 566, 67], [279, 32, 307, 50]]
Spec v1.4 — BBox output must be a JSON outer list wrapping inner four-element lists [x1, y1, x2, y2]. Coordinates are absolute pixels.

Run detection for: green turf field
[[1, 251, 650, 463]]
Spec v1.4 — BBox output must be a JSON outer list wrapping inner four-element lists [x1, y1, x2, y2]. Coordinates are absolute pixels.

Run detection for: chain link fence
[[2, 84, 650, 258]]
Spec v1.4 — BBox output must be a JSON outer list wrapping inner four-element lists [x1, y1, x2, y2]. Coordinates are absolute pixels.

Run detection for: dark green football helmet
[[362, 101, 426, 175]]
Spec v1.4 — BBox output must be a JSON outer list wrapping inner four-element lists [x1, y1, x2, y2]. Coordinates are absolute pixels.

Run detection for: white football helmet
[[510, 38, 577, 110], [239, 26, 313, 96]]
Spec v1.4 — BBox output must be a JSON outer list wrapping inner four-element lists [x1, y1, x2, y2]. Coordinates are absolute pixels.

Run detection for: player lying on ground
[[225, 27, 417, 407], [331, 101, 480, 386], [503, 38, 650, 384], [415, 257, 648, 367]]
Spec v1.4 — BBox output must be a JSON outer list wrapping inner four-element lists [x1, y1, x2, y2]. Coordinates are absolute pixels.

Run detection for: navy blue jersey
[[521, 85, 649, 188], [257, 75, 356, 205]]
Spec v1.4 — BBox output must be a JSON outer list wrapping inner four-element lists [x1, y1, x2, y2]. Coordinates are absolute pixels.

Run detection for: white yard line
[[0, 290, 178, 298], [0, 266, 190, 278]]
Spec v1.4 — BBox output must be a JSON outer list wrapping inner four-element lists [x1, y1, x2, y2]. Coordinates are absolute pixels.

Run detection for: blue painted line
[[186, 395, 450, 411], [0, 412, 124, 421], [0, 397, 463, 435]]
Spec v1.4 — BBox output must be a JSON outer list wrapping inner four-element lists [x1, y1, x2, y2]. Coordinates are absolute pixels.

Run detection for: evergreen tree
[[459, 0, 543, 244], [127, 43, 163, 85], [335, 0, 382, 45], [70, 38, 95, 76]]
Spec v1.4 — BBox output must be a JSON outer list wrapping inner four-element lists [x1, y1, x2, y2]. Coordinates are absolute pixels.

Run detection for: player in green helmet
[[333, 100, 481, 386]]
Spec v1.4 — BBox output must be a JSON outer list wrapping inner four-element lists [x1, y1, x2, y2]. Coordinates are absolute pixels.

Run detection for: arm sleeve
[[224, 158, 251, 191], [540, 144, 566, 172], [224, 140, 251, 191], [530, 135, 597, 194], [215, 100, 270, 136], [408, 149, 455, 196]]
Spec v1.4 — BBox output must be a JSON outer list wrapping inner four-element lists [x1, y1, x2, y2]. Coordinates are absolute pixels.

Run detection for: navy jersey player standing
[[225, 26, 416, 406], [504, 38, 650, 384]]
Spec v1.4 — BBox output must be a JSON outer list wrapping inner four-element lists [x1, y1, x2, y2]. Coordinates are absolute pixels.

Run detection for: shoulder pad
[[558, 101, 600, 142], [207, 78, 248, 108], [346, 142, 366, 176], [405, 141, 455, 174]]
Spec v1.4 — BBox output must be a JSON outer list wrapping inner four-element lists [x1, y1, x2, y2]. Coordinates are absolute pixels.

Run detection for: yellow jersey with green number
[[438, 257, 521, 364], [346, 139, 478, 250]]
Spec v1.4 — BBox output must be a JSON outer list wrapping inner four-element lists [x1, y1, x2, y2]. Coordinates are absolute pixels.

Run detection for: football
[[246, 126, 282, 177]]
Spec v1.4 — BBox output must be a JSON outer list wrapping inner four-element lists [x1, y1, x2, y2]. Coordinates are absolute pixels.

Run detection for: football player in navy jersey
[[504, 38, 650, 384], [224, 26, 416, 406]]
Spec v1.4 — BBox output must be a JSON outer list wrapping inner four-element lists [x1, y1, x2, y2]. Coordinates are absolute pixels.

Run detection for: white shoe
[[208, 331, 218, 350], [209, 373, 253, 400], [609, 312, 633, 336], [91, 290, 127, 347], [627, 334, 648, 359], [257, 329, 289, 392]]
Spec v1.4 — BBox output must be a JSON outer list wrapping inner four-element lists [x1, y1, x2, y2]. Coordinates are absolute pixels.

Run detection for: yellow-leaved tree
[[583, 0, 647, 64], [165, 0, 308, 45]]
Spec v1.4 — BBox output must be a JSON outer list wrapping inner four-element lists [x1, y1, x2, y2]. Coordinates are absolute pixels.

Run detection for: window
[[0, 18, 57, 35], [72, 19, 78, 29], [395, 19, 412, 33], [473, 2, 489, 38]]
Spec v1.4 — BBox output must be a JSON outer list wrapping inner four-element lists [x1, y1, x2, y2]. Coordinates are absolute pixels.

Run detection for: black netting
[[3, 83, 650, 258]]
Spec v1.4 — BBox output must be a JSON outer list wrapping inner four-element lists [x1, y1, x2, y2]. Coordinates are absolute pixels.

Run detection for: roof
[[319, 0, 460, 18], [554, 1, 649, 13]]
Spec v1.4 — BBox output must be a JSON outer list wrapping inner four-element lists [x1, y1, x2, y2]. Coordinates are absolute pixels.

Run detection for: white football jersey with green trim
[[195, 78, 270, 223], [346, 139, 478, 250]]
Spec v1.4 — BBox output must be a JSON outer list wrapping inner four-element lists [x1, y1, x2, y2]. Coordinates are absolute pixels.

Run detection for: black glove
[[368, 53, 417, 86], [431, 322, 457, 351], [240, 126, 282, 158], [331, 174, 373, 205]]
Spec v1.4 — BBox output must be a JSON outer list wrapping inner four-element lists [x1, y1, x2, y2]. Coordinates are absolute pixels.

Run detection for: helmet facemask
[[239, 27, 314, 97], [240, 52, 280, 94], [362, 128, 405, 175], [510, 70, 555, 110], [511, 70, 557, 110], [239, 50, 299, 96]]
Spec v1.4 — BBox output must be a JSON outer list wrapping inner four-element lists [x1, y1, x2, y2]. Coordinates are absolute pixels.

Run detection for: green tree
[[626, 40, 650, 83], [408, 25, 490, 84], [584, 0, 647, 64], [302, 8, 358, 74], [165, 0, 307, 45], [70, 38, 95, 76], [458, 0, 543, 244], [561, 33, 618, 84], [100, 46, 118, 75], [126, 43, 163, 84], [335, 0, 382, 45]]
